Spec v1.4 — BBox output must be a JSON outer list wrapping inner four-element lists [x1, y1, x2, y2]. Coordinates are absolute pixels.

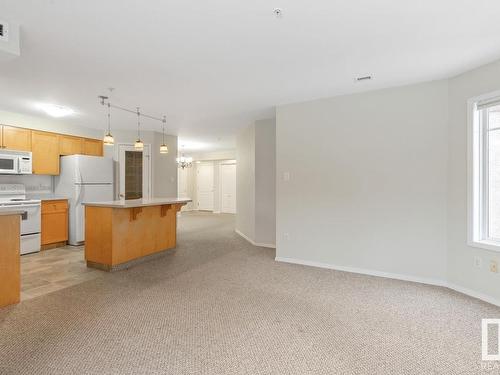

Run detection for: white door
[[197, 163, 214, 211], [220, 164, 236, 214], [118, 144, 151, 200]]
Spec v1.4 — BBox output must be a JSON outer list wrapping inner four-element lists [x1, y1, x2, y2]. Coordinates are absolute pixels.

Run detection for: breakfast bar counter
[[83, 198, 191, 271]]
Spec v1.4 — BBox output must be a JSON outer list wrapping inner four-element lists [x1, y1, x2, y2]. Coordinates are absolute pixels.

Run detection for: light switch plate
[[490, 260, 498, 273], [283, 172, 290, 182]]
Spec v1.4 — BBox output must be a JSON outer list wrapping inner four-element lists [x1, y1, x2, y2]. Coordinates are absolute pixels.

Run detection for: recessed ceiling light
[[37, 103, 75, 118]]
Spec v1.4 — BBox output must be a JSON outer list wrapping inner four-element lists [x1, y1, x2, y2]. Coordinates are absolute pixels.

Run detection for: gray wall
[[153, 133, 178, 197], [103, 129, 178, 199], [276, 81, 449, 282], [236, 119, 276, 246], [447, 59, 500, 301], [255, 119, 276, 245], [236, 124, 256, 240]]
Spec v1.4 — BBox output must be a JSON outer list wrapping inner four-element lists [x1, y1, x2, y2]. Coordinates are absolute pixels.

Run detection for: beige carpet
[[0, 212, 499, 374]]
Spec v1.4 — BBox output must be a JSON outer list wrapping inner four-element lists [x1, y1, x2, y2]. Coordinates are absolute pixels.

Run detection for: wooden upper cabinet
[[83, 138, 103, 156], [1, 125, 31, 151], [59, 135, 83, 156], [31, 131, 60, 175]]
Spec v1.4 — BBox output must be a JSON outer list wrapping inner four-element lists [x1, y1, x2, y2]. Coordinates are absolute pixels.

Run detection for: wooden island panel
[[0, 213, 21, 308], [85, 203, 184, 271]]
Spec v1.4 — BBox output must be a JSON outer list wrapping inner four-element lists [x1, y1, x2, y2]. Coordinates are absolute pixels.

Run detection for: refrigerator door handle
[[76, 168, 84, 204]]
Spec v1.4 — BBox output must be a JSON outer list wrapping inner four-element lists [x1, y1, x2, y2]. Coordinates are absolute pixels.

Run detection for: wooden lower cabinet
[[41, 199, 69, 248], [32, 131, 60, 175]]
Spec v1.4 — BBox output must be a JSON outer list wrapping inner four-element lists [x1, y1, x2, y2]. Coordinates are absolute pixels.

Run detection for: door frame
[[116, 143, 152, 199], [219, 160, 237, 214]]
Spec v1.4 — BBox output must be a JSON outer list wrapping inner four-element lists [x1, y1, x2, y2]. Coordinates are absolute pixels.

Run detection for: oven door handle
[[0, 204, 41, 208]]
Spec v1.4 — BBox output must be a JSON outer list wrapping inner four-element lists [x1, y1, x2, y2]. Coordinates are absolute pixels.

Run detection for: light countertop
[[0, 209, 25, 216], [82, 197, 192, 209]]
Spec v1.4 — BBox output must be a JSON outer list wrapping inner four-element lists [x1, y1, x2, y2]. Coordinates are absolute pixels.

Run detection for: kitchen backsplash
[[0, 174, 53, 194]]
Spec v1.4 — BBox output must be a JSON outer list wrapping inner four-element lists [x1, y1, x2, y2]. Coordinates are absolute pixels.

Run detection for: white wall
[[276, 81, 449, 282], [447, 59, 500, 302], [236, 119, 276, 247], [190, 150, 236, 161]]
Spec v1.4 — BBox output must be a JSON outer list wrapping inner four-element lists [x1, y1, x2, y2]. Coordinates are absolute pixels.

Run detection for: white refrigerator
[[55, 155, 114, 245]]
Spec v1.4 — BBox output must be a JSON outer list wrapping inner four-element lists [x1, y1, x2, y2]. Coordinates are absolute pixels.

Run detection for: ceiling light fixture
[[97, 94, 168, 151], [37, 103, 74, 118], [103, 102, 114, 146], [176, 145, 193, 169], [273, 8, 283, 18], [134, 107, 144, 150], [100, 89, 114, 146], [159, 115, 169, 154]]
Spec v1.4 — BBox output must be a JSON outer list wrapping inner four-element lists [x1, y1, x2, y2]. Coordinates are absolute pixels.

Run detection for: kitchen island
[[83, 198, 191, 271], [0, 210, 23, 308]]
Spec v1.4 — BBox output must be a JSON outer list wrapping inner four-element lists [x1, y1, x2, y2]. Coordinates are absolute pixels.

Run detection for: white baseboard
[[275, 256, 500, 307], [447, 282, 500, 307], [235, 229, 276, 249], [275, 256, 446, 287]]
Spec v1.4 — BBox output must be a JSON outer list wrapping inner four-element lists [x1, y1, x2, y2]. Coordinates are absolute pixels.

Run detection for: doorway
[[118, 144, 152, 200], [196, 163, 214, 210], [220, 163, 236, 213]]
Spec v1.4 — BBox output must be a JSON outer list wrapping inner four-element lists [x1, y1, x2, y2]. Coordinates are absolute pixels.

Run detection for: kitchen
[[0, 116, 184, 306]]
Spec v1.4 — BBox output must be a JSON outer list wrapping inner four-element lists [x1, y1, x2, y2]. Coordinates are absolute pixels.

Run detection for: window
[[470, 94, 500, 251]]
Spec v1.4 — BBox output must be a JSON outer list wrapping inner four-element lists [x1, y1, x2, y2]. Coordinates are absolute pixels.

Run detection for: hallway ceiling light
[[37, 103, 74, 118], [176, 155, 193, 169], [176, 145, 192, 169], [134, 107, 144, 150], [159, 115, 168, 154]]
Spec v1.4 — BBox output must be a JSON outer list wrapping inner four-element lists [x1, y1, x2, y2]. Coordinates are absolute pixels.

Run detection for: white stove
[[0, 184, 41, 255]]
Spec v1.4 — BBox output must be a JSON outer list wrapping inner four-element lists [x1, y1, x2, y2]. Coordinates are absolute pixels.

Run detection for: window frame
[[468, 90, 500, 252]]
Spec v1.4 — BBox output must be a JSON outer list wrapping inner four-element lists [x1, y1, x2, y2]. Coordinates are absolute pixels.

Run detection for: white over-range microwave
[[0, 150, 33, 174]]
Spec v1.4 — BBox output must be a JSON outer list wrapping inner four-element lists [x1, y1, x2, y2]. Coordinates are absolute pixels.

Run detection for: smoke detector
[[273, 8, 283, 18]]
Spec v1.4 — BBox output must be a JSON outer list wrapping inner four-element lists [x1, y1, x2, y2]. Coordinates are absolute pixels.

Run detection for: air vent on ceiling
[[0, 22, 8, 42], [356, 75, 372, 82]]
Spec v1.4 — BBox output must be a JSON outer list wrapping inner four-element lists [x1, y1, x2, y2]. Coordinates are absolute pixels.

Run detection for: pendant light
[[103, 102, 114, 146], [159, 115, 169, 154], [134, 107, 144, 150]]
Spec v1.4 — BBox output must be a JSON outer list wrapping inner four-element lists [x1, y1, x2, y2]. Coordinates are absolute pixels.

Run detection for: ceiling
[[1, 0, 500, 151]]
